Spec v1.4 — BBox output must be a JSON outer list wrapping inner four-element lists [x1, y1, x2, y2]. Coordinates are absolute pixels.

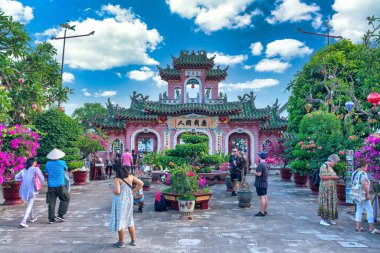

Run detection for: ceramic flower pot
[[293, 172, 307, 187], [178, 198, 195, 220], [2, 181, 23, 205], [225, 176, 233, 192], [72, 171, 87, 185], [280, 168, 292, 181], [237, 191, 253, 208], [140, 176, 152, 191]]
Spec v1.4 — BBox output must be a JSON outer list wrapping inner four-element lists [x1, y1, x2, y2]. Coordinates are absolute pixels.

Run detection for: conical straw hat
[[47, 148, 65, 160]]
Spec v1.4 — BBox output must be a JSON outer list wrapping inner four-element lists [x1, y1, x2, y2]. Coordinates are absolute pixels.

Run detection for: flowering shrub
[[0, 124, 40, 184], [171, 165, 200, 199], [355, 134, 380, 179], [267, 141, 288, 167], [78, 131, 107, 157]]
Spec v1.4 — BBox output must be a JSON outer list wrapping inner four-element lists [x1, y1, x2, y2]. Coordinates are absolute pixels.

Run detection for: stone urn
[[2, 181, 23, 205], [308, 175, 319, 194], [225, 175, 233, 192], [72, 171, 87, 185], [140, 176, 152, 191], [280, 168, 292, 181], [178, 198, 195, 220], [237, 191, 253, 208], [293, 172, 308, 187]]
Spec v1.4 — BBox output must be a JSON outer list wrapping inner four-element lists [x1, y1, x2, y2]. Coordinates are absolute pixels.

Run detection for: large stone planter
[[72, 171, 87, 185], [336, 182, 353, 206], [140, 176, 152, 191], [178, 199, 195, 220], [225, 176, 233, 192], [280, 168, 292, 181], [163, 192, 212, 210], [293, 172, 307, 187], [237, 191, 253, 208], [308, 175, 319, 194], [2, 181, 23, 205], [198, 170, 228, 186]]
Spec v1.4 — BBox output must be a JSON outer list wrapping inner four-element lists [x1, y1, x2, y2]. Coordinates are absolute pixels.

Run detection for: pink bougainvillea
[[355, 134, 380, 179], [0, 124, 40, 184], [83, 132, 108, 150]]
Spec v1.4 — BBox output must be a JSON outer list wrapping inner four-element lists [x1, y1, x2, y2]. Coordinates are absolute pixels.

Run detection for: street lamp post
[[51, 21, 95, 107], [297, 19, 343, 45]]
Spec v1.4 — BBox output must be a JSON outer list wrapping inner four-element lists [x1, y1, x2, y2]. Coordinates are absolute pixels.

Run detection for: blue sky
[[2, 0, 379, 115]]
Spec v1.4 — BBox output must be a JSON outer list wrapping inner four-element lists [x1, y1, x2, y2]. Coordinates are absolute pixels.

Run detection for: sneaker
[[30, 217, 38, 223], [138, 207, 143, 213], [112, 242, 125, 248], [254, 212, 265, 217], [130, 240, 136, 246], [329, 220, 337, 225], [231, 191, 237, 196], [320, 220, 330, 226], [48, 219, 56, 224], [55, 216, 65, 222], [19, 223, 28, 228]]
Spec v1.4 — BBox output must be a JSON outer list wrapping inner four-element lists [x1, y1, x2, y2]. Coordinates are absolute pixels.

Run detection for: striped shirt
[[254, 162, 269, 188]]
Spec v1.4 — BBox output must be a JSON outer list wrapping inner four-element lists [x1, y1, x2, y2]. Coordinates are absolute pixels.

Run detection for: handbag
[[349, 170, 366, 202], [34, 168, 43, 191]]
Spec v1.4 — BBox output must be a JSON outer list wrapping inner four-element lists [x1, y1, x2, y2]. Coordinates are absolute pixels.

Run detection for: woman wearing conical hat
[[44, 148, 71, 224]]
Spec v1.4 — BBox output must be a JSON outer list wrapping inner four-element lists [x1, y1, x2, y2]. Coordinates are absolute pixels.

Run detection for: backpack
[[154, 193, 168, 211], [349, 170, 366, 202], [312, 163, 327, 187]]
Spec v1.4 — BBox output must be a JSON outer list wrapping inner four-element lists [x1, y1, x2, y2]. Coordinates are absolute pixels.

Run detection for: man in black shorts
[[253, 152, 269, 216], [229, 148, 241, 196]]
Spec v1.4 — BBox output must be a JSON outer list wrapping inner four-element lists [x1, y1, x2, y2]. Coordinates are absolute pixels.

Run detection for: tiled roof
[[143, 101, 243, 116], [230, 102, 271, 121], [158, 66, 228, 81], [172, 50, 214, 68], [115, 102, 157, 121], [260, 116, 288, 130]]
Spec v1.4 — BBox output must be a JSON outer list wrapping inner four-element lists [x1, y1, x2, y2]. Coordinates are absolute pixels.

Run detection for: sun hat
[[258, 152, 267, 159], [47, 148, 65, 160]]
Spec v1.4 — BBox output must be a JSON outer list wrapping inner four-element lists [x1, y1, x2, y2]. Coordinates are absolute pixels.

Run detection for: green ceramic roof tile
[[144, 101, 242, 115], [230, 102, 271, 121], [172, 50, 214, 67], [260, 116, 288, 130]]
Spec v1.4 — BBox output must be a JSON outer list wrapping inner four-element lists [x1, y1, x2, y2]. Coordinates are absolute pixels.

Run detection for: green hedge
[[199, 154, 223, 166], [37, 154, 81, 164], [37, 147, 80, 156], [181, 134, 209, 144], [166, 143, 208, 158], [67, 161, 84, 171]]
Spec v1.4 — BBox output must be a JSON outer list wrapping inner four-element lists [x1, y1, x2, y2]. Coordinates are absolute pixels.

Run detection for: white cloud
[[166, 0, 258, 33], [94, 90, 117, 97], [266, 39, 313, 59], [243, 65, 254, 70], [207, 52, 247, 66], [37, 4, 163, 71], [266, 0, 321, 28], [62, 72, 75, 83], [81, 88, 91, 97], [116, 72, 122, 78], [249, 42, 263, 56], [255, 58, 291, 73], [127, 66, 155, 81], [331, 0, 380, 43], [153, 74, 168, 88], [312, 13, 323, 29], [219, 78, 280, 91], [0, 0, 34, 23]]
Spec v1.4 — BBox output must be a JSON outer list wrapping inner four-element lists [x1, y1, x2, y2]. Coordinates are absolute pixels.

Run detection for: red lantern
[[191, 84, 195, 89], [367, 92, 380, 112]]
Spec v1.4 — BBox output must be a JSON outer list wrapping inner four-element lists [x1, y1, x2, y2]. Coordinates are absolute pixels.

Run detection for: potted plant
[[0, 124, 40, 205], [70, 162, 87, 185], [290, 160, 309, 187], [136, 169, 153, 191], [171, 165, 199, 220], [267, 140, 291, 181], [237, 173, 253, 208]]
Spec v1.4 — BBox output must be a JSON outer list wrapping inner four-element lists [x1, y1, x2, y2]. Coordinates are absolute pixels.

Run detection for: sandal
[[355, 227, 366, 232], [369, 229, 380, 234]]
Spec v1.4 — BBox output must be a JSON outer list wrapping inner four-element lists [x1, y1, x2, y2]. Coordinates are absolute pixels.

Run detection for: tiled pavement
[[1, 173, 379, 253]]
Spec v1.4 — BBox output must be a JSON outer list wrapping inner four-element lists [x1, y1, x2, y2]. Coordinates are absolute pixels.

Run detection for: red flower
[[339, 150, 345, 155]]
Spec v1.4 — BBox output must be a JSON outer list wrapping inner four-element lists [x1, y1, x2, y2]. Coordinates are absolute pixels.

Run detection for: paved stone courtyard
[[1, 174, 380, 253]]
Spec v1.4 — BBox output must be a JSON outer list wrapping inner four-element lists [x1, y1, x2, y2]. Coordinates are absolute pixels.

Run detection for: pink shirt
[[121, 152, 133, 166]]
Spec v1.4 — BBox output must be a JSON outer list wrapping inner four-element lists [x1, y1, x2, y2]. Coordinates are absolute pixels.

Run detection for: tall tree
[[72, 103, 107, 131], [0, 12, 73, 124]]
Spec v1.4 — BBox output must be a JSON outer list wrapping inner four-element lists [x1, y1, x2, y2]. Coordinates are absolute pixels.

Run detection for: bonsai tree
[[170, 165, 200, 200]]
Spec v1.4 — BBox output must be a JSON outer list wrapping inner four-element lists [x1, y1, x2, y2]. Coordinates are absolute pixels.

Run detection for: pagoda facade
[[94, 50, 287, 166]]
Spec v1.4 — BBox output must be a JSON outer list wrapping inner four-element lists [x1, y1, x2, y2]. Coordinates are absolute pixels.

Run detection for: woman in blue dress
[[15, 157, 45, 228], [109, 165, 143, 248]]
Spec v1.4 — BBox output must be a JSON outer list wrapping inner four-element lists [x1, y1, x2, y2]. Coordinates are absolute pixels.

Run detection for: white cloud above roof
[[36, 4, 163, 71], [166, 0, 259, 33], [127, 67, 155, 81], [250, 42, 263, 56], [266, 39, 313, 59], [331, 0, 380, 43], [207, 52, 247, 66], [255, 58, 291, 73], [0, 0, 34, 23], [220, 78, 279, 91], [266, 0, 322, 29]]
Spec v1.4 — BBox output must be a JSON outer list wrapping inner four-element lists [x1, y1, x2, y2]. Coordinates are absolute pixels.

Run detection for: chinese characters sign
[[185, 70, 202, 77], [170, 116, 217, 129]]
